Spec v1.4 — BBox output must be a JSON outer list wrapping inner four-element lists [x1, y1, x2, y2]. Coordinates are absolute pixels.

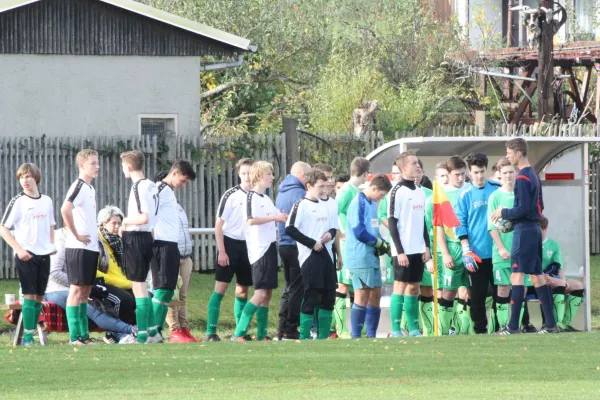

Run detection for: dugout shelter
[[367, 136, 597, 332]]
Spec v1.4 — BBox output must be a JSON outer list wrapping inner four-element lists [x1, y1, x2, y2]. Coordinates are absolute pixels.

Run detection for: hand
[[375, 240, 391, 257], [336, 256, 343, 271], [544, 274, 555, 286], [395, 253, 409, 267], [491, 207, 504, 223], [426, 259, 434, 274], [274, 212, 288, 223], [313, 241, 323, 251], [321, 232, 332, 244], [338, 231, 345, 240], [422, 248, 431, 263], [217, 250, 230, 267], [76, 234, 91, 245], [442, 252, 455, 270], [499, 248, 510, 260], [17, 249, 32, 262], [462, 245, 482, 274]]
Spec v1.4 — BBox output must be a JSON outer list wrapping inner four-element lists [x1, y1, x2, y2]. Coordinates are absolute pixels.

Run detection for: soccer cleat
[[522, 323, 538, 333], [390, 331, 403, 338], [538, 325, 560, 334], [182, 328, 202, 342], [448, 327, 457, 336], [275, 331, 284, 341], [243, 335, 253, 341], [498, 326, 521, 335], [560, 324, 580, 332], [205, 334, 221, 342], [401, 328, 410, 337], [338, 332, 352, 340], [328, 331, 338, 340], [70, 339, 85, 345], [146, 333, 164, 344], [169, 329, 194, 343], [231, 335, 246, 343], [103, 332, 118, 344], [260, 336, 273, 342], [81, 338, 96, 345], [118, 334, 137, 344], [409, 330, 422, 337], [22, 338, 35, 347], [283, 332, 300, 340]]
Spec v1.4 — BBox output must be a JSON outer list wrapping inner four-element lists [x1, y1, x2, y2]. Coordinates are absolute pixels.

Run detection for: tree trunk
[[538, 0, 555, 122], [352, 99, 379, 137]]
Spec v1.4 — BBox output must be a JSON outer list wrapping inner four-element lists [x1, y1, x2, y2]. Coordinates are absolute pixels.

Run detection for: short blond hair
[[120, 151, 145, 172], [250, 161, 273, 186], [76, 149, 98, 168], [16, 163, 42, 184]]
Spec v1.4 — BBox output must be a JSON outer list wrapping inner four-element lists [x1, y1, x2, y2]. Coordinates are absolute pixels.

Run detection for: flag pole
[[432, 184, 439, 337]]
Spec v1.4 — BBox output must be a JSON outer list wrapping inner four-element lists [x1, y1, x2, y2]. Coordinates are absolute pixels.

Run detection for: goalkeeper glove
[[374, 239, 391, 257], [462, 245, 482, 273]]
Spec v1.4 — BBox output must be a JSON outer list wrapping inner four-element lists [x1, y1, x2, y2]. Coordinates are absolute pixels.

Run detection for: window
[[138, 114, 178, 137]]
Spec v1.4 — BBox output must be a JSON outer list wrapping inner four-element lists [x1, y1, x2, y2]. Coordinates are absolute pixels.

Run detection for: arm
[[215, 218, 229, 267], [49, 233, 69, 288], [123, 213, 149, 227], [379, 195, 389, 228], [285, 203, 317, 249], [388, 217, 404, 254], [0, 227, 31, 261], [501, 178, 530, 221], [61, 201, 90, 244], [455, 192, 470, 246], [248, 215, 283, 226], [423, 222, 429, 245], [336, 188, 353, 233]]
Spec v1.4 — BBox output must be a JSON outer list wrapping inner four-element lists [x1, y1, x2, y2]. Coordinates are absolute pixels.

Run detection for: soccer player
[[379, 162, 402, 285], [233, 161, 287, 342], [492, 138, 559, 334], [456, 153, 500, 334], [275, 161, 311, 341], [61, 149, 100, 345], [425, 156, 468, 335], [120, 150, 160, 344], [335, 174, 350, 195], [335, 157, 371, 338], [207, 158, 255, 342], [346, 174, 392, 338], [388, 152, 430, 337], [539, 216, 584, 331], [286, 170, 337, 339], [487, 158, 516, 332], [153, 160, 196, 342], [0, 163, 56, 346]]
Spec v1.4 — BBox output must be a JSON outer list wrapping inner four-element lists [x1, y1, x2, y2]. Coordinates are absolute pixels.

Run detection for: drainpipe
[[199, 49, 257, 72]]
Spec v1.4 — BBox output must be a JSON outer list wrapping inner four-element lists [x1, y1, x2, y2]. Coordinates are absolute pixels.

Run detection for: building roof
[[0, 0, 256, 53]]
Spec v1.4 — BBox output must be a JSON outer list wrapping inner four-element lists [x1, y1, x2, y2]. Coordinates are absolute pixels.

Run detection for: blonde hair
[[120, 150, 145, 172], [76, 149, 98, 168], [250, 161, 273, 186], [16, 163, 42, 184]]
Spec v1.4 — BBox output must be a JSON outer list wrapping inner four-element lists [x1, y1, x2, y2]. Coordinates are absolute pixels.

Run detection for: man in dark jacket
[[275, 161, 311, 340]]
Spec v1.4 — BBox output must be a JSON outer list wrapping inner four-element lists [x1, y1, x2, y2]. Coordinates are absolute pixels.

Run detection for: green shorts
[[524, 274, 534, 287], [438, 242, 468, 291], [421, 267, 433, 287], [493, 262, 511, 286], [384, 255, 394, 284], [337, 240, 353, 286]]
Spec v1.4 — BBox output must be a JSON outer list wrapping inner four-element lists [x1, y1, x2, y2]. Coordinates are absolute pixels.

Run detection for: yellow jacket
[[97, 229, 132, 290]]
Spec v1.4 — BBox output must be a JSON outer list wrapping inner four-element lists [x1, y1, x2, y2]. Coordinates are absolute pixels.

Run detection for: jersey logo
[[546, 251, 553, 259], [512, 263, 518, 269]]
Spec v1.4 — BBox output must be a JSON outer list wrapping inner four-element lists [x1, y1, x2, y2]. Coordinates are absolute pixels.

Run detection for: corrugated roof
[[0, 0, 256, 52]]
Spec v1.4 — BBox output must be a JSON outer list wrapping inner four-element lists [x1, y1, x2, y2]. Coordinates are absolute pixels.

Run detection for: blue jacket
[[345, 192, 382, 270], [455, 180, 500, 259], [275, 175, 306, 246]]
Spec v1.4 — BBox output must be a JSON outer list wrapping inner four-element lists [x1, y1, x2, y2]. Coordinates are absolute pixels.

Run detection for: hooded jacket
[[275, 174, 306, 246]]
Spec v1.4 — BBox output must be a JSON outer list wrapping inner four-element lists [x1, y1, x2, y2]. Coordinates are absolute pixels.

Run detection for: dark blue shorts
[[511, 223, 542, 275]]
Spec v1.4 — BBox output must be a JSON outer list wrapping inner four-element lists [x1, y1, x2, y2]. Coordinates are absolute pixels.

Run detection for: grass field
[[0, 259, 599, 399]]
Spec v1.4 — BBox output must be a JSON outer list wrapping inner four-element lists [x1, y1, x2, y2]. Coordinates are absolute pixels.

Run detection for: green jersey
[[422, 186, 433, 199], [542, 238, 563, 272], [425, 187, 461, 249], [336, 182, 360, 233], [379, 193, 389, 224], [487, 189, 515, 265]]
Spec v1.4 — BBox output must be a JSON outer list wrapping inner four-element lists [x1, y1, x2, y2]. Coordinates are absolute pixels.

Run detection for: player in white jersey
[[152, 160, 196, 342], [285, 170, 337, 340], [0, 163, 56, 346], [120, 151, 159, 344], [232, 161, 288, 342], [206, 158, 255, 342], [60, 149, 100, 345]]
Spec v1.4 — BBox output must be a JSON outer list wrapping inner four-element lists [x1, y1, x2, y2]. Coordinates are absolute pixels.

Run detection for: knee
[[497, 286, 510, 298], [214, 282, 228, 296], [235, 285, 249, 298]]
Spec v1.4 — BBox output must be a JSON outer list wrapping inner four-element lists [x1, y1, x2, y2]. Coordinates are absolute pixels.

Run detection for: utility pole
[[538, 0, 555, 122], [507, 0, 513, 47]]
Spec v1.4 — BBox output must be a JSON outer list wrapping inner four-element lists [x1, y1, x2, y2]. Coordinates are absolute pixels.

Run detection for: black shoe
[[538, 325, 561, 334], [561, 325, 580, 332], [521, 323, 538, 333], [498, 326, 521, 335], [103, 332, 118, 344], [275, 331, 284, 341], [205, 334, 221, 342], [283, 331, 300, 340], [243, 335, 253, 341]]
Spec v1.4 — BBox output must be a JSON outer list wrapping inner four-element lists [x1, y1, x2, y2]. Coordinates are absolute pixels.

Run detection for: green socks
[[300, 312, 314, 340], [66, 305, 80, 342], [455, 299, 471, 335], [135, 297, 151, 343], [552, 287, 566, 325], [438, 299, 454, 335], [404, 295, 420, 332], [317, 309, 333, 339], [150, 289, 174, 337], [234, 301, 258, 338], [206, 292, 224, 335], [234, 296, 248, 326], [496, 297, 510, 329], [562, 290, 584, 327], [22, 299, 37, 342], [256, 306, 269, 340], [419, 296, 434, 336], [390, 294, 404, 334], [79, 303, 89, 341], [400, 313, 408, 333], [334, 294, 347, 335]]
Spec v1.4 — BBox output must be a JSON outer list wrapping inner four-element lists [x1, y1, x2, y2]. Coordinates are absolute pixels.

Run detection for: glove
[[374, 239, 391, 257], [462, 245, 482, 273]]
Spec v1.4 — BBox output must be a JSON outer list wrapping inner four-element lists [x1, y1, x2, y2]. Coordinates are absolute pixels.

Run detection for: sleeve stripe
[[388, 183, 401, 217], [288, 200, 301, 226], [217, 187, 237, 218], [246, 191, 254, 219], [157, 182, 168, 194], [1, 194, 22, 226], [66, 180, 84, 203], [133, 181, 142, 214]]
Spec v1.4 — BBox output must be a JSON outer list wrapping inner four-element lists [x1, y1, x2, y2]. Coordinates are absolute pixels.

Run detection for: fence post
[[283, 117, 298, 173]]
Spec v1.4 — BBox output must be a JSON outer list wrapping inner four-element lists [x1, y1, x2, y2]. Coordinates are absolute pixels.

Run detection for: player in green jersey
[[379, 162, 401, 285]]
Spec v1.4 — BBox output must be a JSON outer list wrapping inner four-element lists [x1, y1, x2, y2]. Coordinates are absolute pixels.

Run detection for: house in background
[[0, 0, 255, 138]]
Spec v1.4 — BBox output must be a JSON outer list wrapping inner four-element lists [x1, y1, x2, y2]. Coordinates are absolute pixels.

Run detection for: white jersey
[[388, 180, 426, 255], [243, 190, 278, 264], [1, 192, 56, 255], [126, 178, 159, 232], [64, 179, 99, 251], [322, 196, 339, 257], [286, 197, 333, 266], [153, 182, 178, 242], [216, 185, 247, 241]]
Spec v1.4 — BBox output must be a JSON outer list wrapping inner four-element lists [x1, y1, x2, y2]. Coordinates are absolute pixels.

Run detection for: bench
[[2, 300, 183, 346]]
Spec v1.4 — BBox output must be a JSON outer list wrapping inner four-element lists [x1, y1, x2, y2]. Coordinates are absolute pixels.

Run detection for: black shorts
[[511, 223, 543, 275], [301, 250, 337, 290], [16, 254, 51, 295], [251, 242, 278, 290], [65, 248, 99, 286], [215, 236, 253, 287], [123, 231, 154, 282], [151, 240, 181, 290], [394, 253, 424, 283]]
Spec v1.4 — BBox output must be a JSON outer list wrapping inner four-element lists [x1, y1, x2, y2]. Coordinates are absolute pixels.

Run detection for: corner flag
[[432, 181, 460, 239]]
